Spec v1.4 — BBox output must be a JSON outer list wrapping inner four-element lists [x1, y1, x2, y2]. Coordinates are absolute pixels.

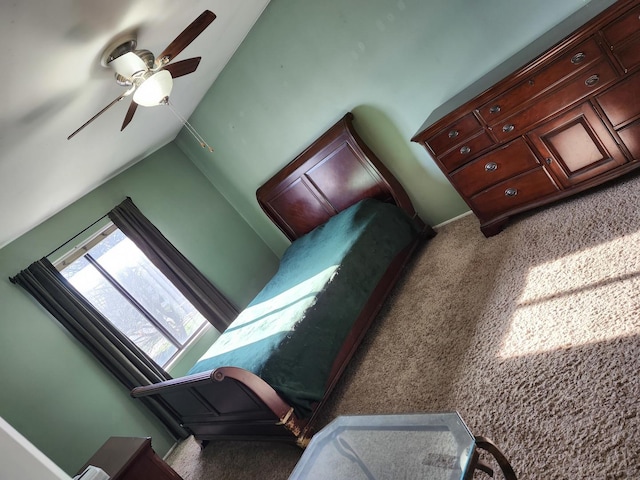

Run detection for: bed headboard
[[257, 112, 422, 241]]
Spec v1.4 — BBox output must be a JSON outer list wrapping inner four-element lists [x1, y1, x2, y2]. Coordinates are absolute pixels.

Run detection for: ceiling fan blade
[[68, 92, 129, 140], [163, 57, 202, 78], [121, 100, 139, 131], [156, 10, 216, 65]]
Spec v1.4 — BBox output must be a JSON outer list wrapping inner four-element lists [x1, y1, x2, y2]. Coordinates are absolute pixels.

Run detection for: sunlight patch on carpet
[[498, 232, 640, 358]]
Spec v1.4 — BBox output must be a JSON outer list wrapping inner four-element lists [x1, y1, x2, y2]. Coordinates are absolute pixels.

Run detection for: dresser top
[[413, 0, 619, 139]]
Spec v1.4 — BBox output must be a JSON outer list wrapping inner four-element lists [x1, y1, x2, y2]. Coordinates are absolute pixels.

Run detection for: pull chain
[[163, 98, 214, 152]]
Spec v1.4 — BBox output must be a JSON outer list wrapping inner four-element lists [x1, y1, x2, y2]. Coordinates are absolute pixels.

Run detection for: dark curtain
[[108, 197, 238, 331], [10, 258, 189, 439]]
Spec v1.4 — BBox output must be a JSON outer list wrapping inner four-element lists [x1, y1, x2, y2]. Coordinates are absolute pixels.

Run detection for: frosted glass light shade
[[133, 70, 174, 106], [109, 52, 147, 78]]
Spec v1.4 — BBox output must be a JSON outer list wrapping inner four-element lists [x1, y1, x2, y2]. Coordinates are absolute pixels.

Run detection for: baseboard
[[433, 210, 473, 229], [163, 440, 181, 460]]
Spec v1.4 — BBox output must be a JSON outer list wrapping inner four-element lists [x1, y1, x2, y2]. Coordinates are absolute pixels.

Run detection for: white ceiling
[[0, 0, 270, 249]]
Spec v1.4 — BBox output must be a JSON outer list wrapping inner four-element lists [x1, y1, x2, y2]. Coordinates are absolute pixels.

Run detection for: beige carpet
[[167, 174, 640, 479]]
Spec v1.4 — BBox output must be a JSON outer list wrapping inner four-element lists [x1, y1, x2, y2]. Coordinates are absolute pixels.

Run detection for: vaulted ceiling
[[0, 0, 270, 249]]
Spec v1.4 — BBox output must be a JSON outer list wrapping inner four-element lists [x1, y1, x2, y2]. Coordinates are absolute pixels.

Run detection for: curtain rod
[[9, 211, 109, 284], [43, 197, 133, 259], [44, 212, 111, 259], [9, 197, 133, 284]]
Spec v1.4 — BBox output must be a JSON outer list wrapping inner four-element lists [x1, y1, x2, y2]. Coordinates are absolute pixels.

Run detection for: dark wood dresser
[[77, 437, 182, 480], [412, 0, 640, 236]]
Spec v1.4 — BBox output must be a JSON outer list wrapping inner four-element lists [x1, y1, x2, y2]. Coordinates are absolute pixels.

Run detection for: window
[[56, 223, 207, 367]]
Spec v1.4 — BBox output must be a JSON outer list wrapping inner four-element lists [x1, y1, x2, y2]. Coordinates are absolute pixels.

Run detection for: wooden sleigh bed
[[131, 112, 435, 446]]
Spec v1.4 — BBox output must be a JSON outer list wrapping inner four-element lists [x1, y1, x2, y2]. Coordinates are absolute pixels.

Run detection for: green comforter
[[187, 199, 419, 416]]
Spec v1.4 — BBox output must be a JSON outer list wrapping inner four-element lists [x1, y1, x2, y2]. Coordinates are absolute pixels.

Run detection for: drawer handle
[[489, 105, 501, 114], [485, 161, 498, 172], [505, 188, 518, 197], [585, 74, 600, 87], [460, 145, 471, 155], [571, 52, 586, 65], [502, 124, 515, 133], [448, 130, 459, 139]]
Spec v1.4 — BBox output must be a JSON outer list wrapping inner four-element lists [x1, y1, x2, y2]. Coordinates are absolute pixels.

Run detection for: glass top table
[[289, 413, 477, 480]]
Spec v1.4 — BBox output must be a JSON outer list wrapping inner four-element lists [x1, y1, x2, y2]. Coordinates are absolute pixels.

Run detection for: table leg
[[473, 435, 517, 480]]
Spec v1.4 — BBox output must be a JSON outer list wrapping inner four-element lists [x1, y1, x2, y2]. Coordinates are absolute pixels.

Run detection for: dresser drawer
[[602, 4, 640, 47], [477, 37, 604, 124], [451, 138, 540, 197], [490, 59, 618, 143], [596, 69, 640, 128], [469, 168, 558, 219], [437, 131, 494, 172], [618, 121, 640, 158], [427, 113, 483, 157], [602, 4, 640, 73], [610, 34, 640, 73]]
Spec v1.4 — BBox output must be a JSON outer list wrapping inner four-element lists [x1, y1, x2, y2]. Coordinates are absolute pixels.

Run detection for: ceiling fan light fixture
[[69, 10, 216, 139], [133, 70, 174, 107], [108, 51, 147, 78]]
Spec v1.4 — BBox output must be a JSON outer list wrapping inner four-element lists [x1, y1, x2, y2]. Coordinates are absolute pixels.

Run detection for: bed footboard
[[131, 367, 309, 445]]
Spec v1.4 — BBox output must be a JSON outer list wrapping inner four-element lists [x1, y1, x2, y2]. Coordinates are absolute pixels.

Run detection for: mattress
[[187, 198, 419, 416]]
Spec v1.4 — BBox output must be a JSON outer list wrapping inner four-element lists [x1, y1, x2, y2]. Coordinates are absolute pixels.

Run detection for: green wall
[[177, 0, 615, 256], [0, 142, 278, 474], [1, 0, 621, 474]]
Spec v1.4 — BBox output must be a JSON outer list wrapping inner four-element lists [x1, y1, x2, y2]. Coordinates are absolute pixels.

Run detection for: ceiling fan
[[68, 10, 216, 141]]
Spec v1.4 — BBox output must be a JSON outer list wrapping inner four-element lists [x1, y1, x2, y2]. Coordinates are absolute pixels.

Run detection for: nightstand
[[77, 437, 182, 480]]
